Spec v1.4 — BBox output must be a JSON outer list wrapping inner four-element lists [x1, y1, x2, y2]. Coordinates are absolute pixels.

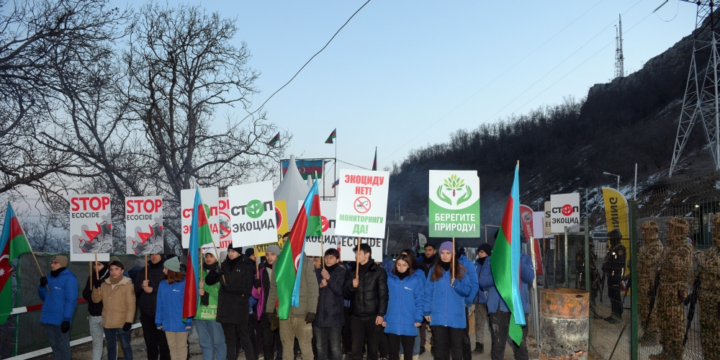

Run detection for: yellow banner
[[601, 187, 630, 273], [255, 200, 288, 257]]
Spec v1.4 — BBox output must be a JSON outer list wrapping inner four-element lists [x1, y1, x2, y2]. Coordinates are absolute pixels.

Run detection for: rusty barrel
[[539, 288, 589, 360]]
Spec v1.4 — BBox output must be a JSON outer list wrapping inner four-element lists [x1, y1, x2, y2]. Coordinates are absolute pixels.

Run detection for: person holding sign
[[343, 243, 389, 360], [91, 260, 136, 360], [135, 253, 171, 360], [423, 242, 473, 360], [82, 261, 109, 360], [195, 249, 226, 360], [38, 255, 78, 360], [383, 254, 424, 360]]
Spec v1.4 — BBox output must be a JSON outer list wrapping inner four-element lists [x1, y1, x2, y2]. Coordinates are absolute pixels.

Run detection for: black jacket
[[315, 264, 346, 327], [343, 260, 388, 319], [413, 261, 430, 278], [206, 255, 257, 325], [420, 254, 438, 269], [82, 268, 109, 316], [134, 258, 165, 317]]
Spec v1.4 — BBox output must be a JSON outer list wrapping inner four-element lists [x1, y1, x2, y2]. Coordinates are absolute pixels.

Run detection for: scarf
[[397, 270, 409, 280], [50, 267, 65, 278], [439, 260, 451, 271]]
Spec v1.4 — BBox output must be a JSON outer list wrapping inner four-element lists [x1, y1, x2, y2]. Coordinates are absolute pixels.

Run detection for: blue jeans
[[195, 320, 227, 360], [44, 324, 71, 360], [104, 328, 133, 360], [313, 326, 342, 360]]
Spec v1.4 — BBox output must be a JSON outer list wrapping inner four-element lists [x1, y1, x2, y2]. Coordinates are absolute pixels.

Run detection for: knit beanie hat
[[51, 255, 68, 268], [439, 241, 453, 254], [265, 245, 281, 256], [477, 243, 493, 256], [245, 248, 255, 257], [164, 256, 181, 272]]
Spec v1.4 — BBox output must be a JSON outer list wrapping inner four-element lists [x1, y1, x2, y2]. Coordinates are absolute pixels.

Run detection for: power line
[[337, 159, 371, 170], [242, 0, 371, 122]]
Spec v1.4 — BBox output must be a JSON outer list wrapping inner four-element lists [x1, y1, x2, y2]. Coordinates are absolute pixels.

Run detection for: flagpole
[[355, 237, 361, 279], [145, 254, 148, 280], [210, 239, 226, 283], [335, 133, 337, 199], [11, 203, 50, 293], [94, 253, 99, 280]]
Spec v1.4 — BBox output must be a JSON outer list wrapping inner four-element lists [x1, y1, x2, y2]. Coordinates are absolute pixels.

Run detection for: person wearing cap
[[195, 249, 226, 360], [343, 243, 389, 360], [92, 260, 136, 360], [479, 245, 535, 360], [38, 255, 77, 360], [135, 253, 170, 360], [205, 246, 259, 360], [314, 248, 347, 360], [155, 256, 192, 360], [471, 243, 492, 355], [82, 260, 109, 360], [253, 244, 282, 360], [246, 248, 257, 262], [423, 241, 473, 360], [266, 246, 319, 360]]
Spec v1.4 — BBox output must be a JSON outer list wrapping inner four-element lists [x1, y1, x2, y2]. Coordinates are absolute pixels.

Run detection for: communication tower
[[615, 15, 624, 79]]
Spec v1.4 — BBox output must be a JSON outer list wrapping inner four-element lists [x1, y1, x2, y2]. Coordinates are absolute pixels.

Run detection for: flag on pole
[[0, 203, 31, 324], [183, 189, 214, 319], [490, 163, 526, 345], [372, 147, 377, 171], [331, 179, 340, 188], [325, 129, 336, 144], [269, 132, 280, 147], [275, 180, 322, 319]]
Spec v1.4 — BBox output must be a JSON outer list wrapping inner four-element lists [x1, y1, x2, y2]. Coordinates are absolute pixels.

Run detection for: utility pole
[[615, 14, 624, 79]]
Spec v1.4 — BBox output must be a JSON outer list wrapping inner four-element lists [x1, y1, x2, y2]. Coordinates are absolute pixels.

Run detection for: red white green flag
[[183, 189, 214, 318], [325, 129, 336, 144], [0, 203, 32, 324]]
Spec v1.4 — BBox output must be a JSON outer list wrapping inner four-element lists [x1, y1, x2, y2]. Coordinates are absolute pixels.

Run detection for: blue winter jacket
[[382, 257, 394, 273], [473, 259, 490, 304], [155, 279, 192, 332], [384, 270, 424, 336], [459, 255, 479, 306], [479, 254, 534, 314], [423, 265, 473, 329], [38, 268, 78, 326]]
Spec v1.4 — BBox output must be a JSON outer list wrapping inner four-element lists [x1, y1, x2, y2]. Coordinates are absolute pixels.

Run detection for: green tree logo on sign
[[437, 174, 472, 206], [246, 200, 264, 218]]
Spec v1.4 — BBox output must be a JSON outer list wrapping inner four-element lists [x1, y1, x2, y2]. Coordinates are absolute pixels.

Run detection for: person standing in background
[[155, 256, 192, 360], [135, 253, 170, 360], [253, 245, 282, 360], [195, 249, 226, 360], [92, 260, 135, 360], [314, 248, 347, 360], [83, 261, 109, 360], [38, 255, 78, 360], [472, 244, 492, 355]]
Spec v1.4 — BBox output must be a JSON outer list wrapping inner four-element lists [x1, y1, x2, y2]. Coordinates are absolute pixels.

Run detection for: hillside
[[387, 15, 718, 239]]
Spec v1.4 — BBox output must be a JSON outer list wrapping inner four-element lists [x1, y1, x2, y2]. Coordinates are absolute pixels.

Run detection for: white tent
[[274, 155, 310, 228], [306, 177, 313, 190]]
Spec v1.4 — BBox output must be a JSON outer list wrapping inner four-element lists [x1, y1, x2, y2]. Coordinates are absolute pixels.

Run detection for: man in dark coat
[[135, 253, 170, 360], [602, 230, 626, 323], [205, 246, 259, 360], [343, 243, 389, 360], [315, 248, 347, 360], [82, 261, 109, 360]]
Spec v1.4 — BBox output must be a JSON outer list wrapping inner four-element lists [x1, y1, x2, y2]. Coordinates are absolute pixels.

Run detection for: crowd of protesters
[[37, 237, 535, 360]]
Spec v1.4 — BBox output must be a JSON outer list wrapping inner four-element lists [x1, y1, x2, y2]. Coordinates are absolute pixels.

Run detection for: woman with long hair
[[384, 254, 424, 360], [155, 256, 192, 360], [423, 241, 473, 360]]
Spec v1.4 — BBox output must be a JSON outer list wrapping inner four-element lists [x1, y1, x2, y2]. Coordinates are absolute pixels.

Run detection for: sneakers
[[472, 343, 484, 354]]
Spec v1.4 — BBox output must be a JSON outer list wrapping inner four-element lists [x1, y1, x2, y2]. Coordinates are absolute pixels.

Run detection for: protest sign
[[228, 181, 277, 247], [429, 171, 480, 238], [519, 205, 533, 243], [70, 194, 111, 261], [218, 197, 232, 249], [254, 200, 289, 257], [543, 201, 552, 236], [125, 196, 163, 255], [335, 169, 389, 239], [337, 237, 383, 262], [550, 193, 580, 233], [181, 187, 219, 248]]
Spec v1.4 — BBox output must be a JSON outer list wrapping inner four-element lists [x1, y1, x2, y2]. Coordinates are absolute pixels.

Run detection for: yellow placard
[[255, 200, 289, 257], [601, 187, 630, 273]]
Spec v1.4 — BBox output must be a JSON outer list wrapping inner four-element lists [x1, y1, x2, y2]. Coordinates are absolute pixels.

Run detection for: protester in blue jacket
[[471, 243, 492, 354], [423, 241, 473, 360], [38, 255, 78, 360], [479, 253, 534, 360], [155, 256, 192, 360], [383, 254, 424, 360], [457, 248, 479, 360]]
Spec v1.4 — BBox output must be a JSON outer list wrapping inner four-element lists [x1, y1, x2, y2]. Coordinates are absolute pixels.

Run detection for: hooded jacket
[[459, 254, 479, 306], [314, 263, 346, 327], [267, 255, 318, 318], [479, 254, 534, 314], [473, 258, 490, 304], [155, 278, 192, 332], [134, 258, 165, 317], [343, 260, 389, 319], [92, 276, 136, 328], [384, 270, 424, 336], [423, 263, 472, 329], [38, 268, 78, 326], [82, 266, 109, 316]]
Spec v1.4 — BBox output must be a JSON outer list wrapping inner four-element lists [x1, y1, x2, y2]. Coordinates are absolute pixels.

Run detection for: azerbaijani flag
[[371, 147, 377, 171], [0, 203, 31, 324], [490, 163, 526, 345], [325, 129, 336, 144], [275, 180, 322, 319], [183, 189, 214, 319], [331, 179, 340, 188], [269, 132, 280, 147]]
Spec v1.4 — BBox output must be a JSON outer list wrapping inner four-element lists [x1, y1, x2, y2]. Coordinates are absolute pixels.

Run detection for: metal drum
[[539, 288, 590, 360]]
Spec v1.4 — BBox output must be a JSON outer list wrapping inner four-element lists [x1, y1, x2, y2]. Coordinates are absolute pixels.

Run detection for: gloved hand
[[305, 312, 316, 324], [214, 266, 224, 275], [200, 292, 210, 306], [40, 276, 48, 287], [254, 278, 261, 289], [123, 322, 132, 331], [93, 278, 104, 288], [60, 321, 70, 333]]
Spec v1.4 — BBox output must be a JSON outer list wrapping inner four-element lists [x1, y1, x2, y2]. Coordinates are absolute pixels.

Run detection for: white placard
[[532, 212, 545, 239], [125, 196, 164, 254], [334, 169, 390, 238], [550, 193, 580, 234], [228, 181, 277, 247], [218, 198, 232, 249], [181, 188, 219, 248], [70, 194, 112, 261], [337, 237, 383, 262]]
